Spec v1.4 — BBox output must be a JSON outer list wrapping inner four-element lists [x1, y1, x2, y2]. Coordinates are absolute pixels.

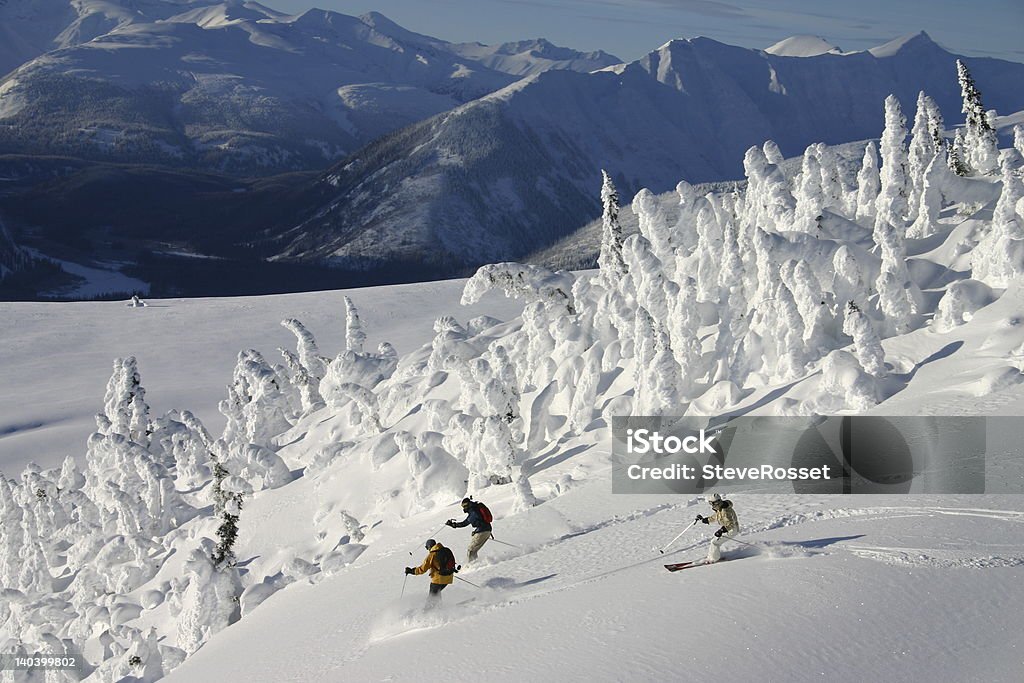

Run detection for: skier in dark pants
[[446, 498, 493, 563], [406, 539, 454, 609]]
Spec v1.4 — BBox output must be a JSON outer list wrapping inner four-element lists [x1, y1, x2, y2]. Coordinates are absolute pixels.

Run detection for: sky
[[264, 0, 1024, 64]]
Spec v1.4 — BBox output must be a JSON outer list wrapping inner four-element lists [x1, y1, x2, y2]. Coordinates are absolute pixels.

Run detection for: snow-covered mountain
[[0, 0, 200, 77], [265, 32, 1024, 269], [0, 3, 616, 174], [448, 37, 621, 76]]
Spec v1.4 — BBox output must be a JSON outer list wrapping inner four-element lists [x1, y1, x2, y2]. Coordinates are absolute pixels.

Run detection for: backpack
[[476, 502, 493, 524], [434, 546, 458, 576]]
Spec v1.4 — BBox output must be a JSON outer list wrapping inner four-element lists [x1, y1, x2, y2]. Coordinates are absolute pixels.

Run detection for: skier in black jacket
[[446, 498, 493, 563]]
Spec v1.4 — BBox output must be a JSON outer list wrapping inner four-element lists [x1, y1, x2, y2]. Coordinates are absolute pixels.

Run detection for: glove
[[445, 519, 456, 527], [714, 527, 727, 538], [404, 567, 414, 575], [698, 515, 709, 524]]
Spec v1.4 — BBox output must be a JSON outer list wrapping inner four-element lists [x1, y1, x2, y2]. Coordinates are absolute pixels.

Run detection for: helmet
[[425, 539, 436, 550], [709, 493, 724, 509], [461, 498, 472, 510]]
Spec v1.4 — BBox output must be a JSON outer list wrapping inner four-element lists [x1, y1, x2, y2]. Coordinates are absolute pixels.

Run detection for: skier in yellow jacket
[[405, 539, 456, 607], [696, 493, 739, 563]]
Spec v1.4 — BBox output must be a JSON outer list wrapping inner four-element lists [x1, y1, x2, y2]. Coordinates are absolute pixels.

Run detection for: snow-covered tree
[[972, 157, 1024, 287], [598, 170, 628, 284], [842, 302, 886, 377], [281, 318, 328, 385], [344, 296, 366, 353], [876, 95, 910, 227], [907, 92, 944, 223], [855, 141, 881, 220], [177, 538, 241, 655], [948, 129, 969, 176], [763, 139, 784, 166], [101, 357, 151, 445], [462, 263, 575, 315], [957, 59, 999, 175], [794, 144, 824, 233], [907, 155, 947, 239]]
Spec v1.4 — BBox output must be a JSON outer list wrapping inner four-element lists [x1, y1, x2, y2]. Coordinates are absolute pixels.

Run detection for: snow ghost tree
[[101, 357, 151, 445], [972, 157, 1024, 287], [763, 139, 784, 166], [177, 537, 242, 655], [344, 296, 366, 353], [957, 59, 999, 175], [842, 302, 886, 377], [907, 92, 944, 223], [598, 169, 628, 285], [876, 95, 910, 227]]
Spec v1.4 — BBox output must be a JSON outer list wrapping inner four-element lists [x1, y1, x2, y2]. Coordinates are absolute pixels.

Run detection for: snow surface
[[765, 35, 841, 57], [0, 280, 524, 474]]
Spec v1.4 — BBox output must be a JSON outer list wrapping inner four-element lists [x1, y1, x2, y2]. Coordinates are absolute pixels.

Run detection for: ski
[[664, 559, 726, 572]]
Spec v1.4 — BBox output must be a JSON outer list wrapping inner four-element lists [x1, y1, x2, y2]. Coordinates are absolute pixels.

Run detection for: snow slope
[[0, 280, 526, 474], [267, 32, 1024, 268]]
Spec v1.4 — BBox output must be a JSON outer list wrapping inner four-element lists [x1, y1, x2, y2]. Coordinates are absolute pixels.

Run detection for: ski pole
[[455, 575, 481, 588], [727, 537, 758, 549], [401, 574, 408, 598], [659, 519, 698, 554], [489, 535, 520, 549], [409, 524, 448, 555]]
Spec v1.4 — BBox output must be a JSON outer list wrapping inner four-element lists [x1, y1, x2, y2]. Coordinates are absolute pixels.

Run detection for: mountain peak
[[765, 35, 841, 57], [868, 30, 939, 58]]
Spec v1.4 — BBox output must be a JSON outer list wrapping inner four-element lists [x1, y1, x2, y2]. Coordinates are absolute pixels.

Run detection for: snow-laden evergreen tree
[[0, 474, 25, 587], [598, 170, 628, 285], [972, 156, 1024, 287], [831, 246, 864, 317], [344, 296, 366, 353], [855, 141, 881, 220], [102, 357, 151, 445], [817, 143, 845, 211], [281, 318, 328, 394], [876, 95, 910, 227], [221, 350, 292, 449], [1014, 124, 1024, 162], [842, 302, 886, 377], [633, 188, 675, 279], [177, 537, 242, 655], [907, 155, 947, 239], [462, 263, 575, 315], [742, 144, 794, 232], [957, 59, 999, 175], [816, 350, 879, 412], [694, 201, 724, 299], [763, 139, 784, 166], [948, 129, 969, 176], [794, 145, 824, 233], [907, 92, 944, 223], [932, 280, 974, 332]]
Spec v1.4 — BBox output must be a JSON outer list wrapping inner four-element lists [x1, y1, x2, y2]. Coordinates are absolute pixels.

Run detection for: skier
[[446, 497, 493, 563], [696, 493, 739, 563], [405, 539, 456, 608]]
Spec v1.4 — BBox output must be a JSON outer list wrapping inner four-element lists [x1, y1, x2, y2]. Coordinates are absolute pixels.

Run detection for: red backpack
[[476, 501, 493, 524]]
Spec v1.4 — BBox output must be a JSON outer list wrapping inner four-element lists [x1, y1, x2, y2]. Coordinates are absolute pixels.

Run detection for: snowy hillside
[[266, 33, 1024, 269], [1, 70, 1024, 681]]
